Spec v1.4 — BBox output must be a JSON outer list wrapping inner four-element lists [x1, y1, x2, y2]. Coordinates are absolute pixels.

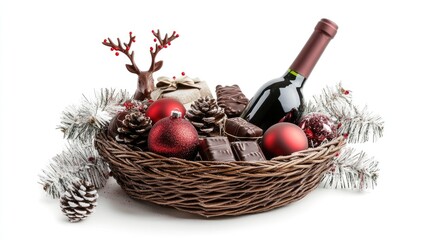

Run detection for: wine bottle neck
[[283, 69, 306, 87], [289, 18, 337, 78]]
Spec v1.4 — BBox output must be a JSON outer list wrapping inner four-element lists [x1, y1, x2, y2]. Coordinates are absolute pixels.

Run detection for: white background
[[1, 0, 428, 239]]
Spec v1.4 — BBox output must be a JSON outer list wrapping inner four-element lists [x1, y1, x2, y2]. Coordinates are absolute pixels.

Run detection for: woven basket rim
[[96, 130, 345, 167]]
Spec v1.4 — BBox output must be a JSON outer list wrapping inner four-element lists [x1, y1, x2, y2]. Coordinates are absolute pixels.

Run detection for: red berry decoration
[[145, 98, 186, 124], [262, 122, 308, 158], [148, 110, 199, 160], [298, 113, 338, 147]]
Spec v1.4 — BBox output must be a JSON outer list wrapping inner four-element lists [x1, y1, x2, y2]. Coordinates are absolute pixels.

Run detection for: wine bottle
[[240, 18, 338, 132]]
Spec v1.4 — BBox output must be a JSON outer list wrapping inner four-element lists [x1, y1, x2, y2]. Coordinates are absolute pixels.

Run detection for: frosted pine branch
[[305, 83, 384, 143], [58, 88, 130, 142], [39, 142, 110, 199], [320, 147, 379, 191]]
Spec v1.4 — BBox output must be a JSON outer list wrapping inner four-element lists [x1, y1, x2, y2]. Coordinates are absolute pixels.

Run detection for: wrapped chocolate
[[216, 85, 249, 117], [224, 117, 263, 142], [151, 76, 212, 108], [199, 137, 236, 162], [230, 141, 266, 161]]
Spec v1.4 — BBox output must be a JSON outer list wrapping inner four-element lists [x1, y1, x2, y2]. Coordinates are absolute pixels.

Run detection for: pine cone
[[116, 109, 152, 147], [186, 96, 226, 136], [60, 180, 98, 223]]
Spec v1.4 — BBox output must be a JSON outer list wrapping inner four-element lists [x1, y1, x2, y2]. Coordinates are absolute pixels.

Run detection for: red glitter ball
[[175, 34, 180, 38], [152, 30, 155, 34], [181, 72, 185, 76], [148, 111, 199, 160], [132, 39, 136, 42], [103, 39, 107, 43], [153, 38, 157, 42], [129, 31, 133, 35], [150, 47, 154, 51], [115, 52, 119, 56], [168, 42, 171, 45], [298, 113, 338, 147], [110, 47, 114, 51]]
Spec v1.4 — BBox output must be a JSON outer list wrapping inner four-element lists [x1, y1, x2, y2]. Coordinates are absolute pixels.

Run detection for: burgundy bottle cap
[[315, 18, 338, 38]]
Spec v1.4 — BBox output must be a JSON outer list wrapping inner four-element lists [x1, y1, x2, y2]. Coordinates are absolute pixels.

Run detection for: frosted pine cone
[[186, 96, 226, 136], [114, 109, 152, 148], [60, 180, 98, 223]]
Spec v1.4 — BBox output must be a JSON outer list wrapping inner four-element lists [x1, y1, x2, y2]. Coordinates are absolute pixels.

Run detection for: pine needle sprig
[[39, 142, 110, 199], [305, 83, 384, 143], [58, 88, 130, 142], [320, 147, 379, 191]]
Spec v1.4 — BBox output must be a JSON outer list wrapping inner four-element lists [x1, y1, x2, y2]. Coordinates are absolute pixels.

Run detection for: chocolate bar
[[224, 117, 263, 142], [230, 141, 266, 161], [199, 137, 236, 161], [215, 85, 249, 117]]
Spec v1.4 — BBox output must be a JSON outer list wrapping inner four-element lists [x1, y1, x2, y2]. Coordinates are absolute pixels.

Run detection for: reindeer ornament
[[102, 30, 179, 100]]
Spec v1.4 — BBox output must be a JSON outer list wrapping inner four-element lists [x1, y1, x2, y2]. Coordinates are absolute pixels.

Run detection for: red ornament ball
[[145, 98, 186, 124], [148, 111, 199, 160], [298, 113, 338, 147], [262, 122, 308, 158]]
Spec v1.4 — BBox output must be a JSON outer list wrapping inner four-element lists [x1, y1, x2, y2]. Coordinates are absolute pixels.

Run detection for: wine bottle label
[[289, 69, 299, 77]]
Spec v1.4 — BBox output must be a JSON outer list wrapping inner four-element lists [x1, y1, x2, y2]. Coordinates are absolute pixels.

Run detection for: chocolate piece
[[224, 117, 263, 142], [199, 137, 236, 161], [215, 85, 249, 117], [231, 141, 266, 161]]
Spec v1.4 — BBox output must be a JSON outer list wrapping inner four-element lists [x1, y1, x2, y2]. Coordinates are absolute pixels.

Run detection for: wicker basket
[[95, 131, 345, 217]]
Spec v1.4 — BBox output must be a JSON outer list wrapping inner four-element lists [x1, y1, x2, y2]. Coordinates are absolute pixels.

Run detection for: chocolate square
[[199, 137, 236, 161], [230, 141, 266, 161], [224, 117, 263, 142]]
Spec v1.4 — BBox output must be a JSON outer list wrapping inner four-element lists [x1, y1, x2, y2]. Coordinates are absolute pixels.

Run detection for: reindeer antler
[[102, 30, 180, 100], [149, 30, 179, 72], [102, 32, 140, 74]]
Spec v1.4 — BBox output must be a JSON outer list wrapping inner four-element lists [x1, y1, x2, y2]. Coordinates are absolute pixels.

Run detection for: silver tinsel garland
[[58, 88, 130, 142], [39, 142, 110, 199], [305, 83, 383, 190], [321, 147, 379, 191], [40, 88, 131, 199]]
